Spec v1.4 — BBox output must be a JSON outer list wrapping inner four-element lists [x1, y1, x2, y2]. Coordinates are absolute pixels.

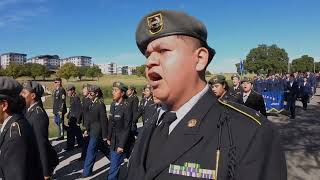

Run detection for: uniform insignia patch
[[62, 94, 65, 99], [169, 162, 215, 179], [147, 13, 163, 35], [115, 115, 121, 118], [187, 119, 197, 128], [10, 122, 21, 137]]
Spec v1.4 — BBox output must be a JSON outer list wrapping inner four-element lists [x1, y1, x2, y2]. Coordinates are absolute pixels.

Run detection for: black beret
[[128, 85, 136, 91], [88, 85, 101, 93], [66, 84, 76, 91], [136, 10, 215, 61], [0, 77, 23, 100], [241, 77, 253, 84], [113, 82, 128, 92], [209, 75, 226, 85], [22, 81, 44, 97]]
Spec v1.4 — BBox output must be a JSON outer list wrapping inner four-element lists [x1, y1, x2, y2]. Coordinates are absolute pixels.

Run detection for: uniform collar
[[157, 85, 209, 134], [1, 115, 12, 133], [27, 102, 38, 112]]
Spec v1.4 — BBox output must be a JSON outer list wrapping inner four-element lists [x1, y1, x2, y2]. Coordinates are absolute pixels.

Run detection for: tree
[[23, 63, 49, 80], [0, 69, 5, 76], [135, 65, 146, 77], [239, 44, 289, 74], [77, 67, 89, 81], [86, 65, 102, 80], [205, 70, 212, 76], [4, 64, 24, 79], [57, 63, 79, 81], [291, 55, 314, 73], [315, 62, 320, 73]]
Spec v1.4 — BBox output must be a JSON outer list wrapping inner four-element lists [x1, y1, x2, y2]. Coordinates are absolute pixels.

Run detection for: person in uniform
[[65, 84, 84, 151], [79, 84, 92, 161], [107, 82, 131, 180], [208, 75, 237, 102], [122, 10, 287, 180], [286, 74, 299, 119], [20, 81, 59, 179], [126, 85, 140, 158], [82, 85, 109, 177], [300, 76, 312, 110], [229, 74, 242, 98], [237, 77, 267, 117], [0, 77, 43, 180], [52, 78, 67, 140], [136, 84, 154, 125]]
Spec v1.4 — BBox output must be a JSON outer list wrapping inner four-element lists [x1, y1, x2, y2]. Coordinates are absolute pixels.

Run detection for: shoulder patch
[[218, 98, 262, 125], [61, 94, 65, 100], [35, 106, 44, 114], [10, 122, 22, 137]]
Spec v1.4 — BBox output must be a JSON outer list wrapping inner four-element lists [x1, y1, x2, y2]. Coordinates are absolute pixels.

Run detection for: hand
[[77, 123, 81, 127], [107, 140, 111, 145], [44, 176, 50, 180], [83, 131, 88, 137], [117, 147, 124, 153]]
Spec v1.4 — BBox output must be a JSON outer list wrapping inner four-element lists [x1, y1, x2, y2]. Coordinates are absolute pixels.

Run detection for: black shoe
[[63, 147, 74, 152], [55, 136, 64, 141]]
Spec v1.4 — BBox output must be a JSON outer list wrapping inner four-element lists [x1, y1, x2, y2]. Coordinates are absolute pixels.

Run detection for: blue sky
[[0, 0, 319, 73]]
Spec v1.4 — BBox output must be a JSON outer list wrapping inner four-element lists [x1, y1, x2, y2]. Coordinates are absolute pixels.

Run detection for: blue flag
[[239, 60, 244, 73]]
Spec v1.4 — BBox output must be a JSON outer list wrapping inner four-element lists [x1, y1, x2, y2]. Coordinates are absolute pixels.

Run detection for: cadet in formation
[[52, 78, 67, 140], [123, 10, 287, 180], [21, 81, 59, 180], [126, 85, 139, 158], [136, 84, 154, 125], [82, 85, 109, 177], [107, 82, 131, 180], [286, 74, 299, 119], [65, 84, 84, 151], [229, 74, 242, 98], [237, 77, 267, 117], [0, 77, 43, 180], [208, 75, 237, 102], [79, 83, 92, 161]]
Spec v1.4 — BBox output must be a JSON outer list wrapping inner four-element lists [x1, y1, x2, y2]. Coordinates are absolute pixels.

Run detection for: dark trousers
[[83, 136, 109, 176], [81, 135, 90, 159], [287, 96, 296, 118], [125, 131, 136, 158], [301, 95, 309, 109], [108, 150, 125, 180], [66, 117, 84, 149]]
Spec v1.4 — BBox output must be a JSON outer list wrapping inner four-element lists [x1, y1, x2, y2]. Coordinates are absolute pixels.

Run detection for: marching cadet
[[286, 74, 299, 119], [0, 77, 43, 180], [123, 10, 286, 180], [65, 84, 84, 151], [136, 84, 154, 125], [300, 76, 312, 110], [20, 81, 59, 179], [79, 84, 92, 161], [126, 85, 139, 158], [237, 77, 267, 116], [52, 77, 67, 140], [82, 85, 109, 177], [229, 74, 242, 98], [127, 85, 139, 135], [107, 82, 131, 180], [208, 75, 237, 102]]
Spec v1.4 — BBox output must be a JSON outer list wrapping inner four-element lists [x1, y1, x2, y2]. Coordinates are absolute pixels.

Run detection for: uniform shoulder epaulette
[[10, 122, 21, 137], [35, 106, 44, 114], [218, 98, 262, 125]]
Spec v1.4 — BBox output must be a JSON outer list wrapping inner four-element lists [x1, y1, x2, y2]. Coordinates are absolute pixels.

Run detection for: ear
[[1, 101, 9, 112], [31, 93, 37, 100], [195, 47, 209, 72]]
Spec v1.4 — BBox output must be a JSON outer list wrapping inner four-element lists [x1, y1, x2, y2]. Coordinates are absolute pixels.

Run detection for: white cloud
[[0, 0, 48, 28]]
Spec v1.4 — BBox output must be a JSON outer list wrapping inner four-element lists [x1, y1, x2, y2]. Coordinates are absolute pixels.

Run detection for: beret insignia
[[147, 13, 163, 35]]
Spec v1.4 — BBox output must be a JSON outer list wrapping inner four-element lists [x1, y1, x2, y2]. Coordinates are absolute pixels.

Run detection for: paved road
[[51, 90, 320, 180]]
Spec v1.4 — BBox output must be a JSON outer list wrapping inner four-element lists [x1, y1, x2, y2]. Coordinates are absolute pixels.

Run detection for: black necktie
[[146, 111, 177, 169]]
